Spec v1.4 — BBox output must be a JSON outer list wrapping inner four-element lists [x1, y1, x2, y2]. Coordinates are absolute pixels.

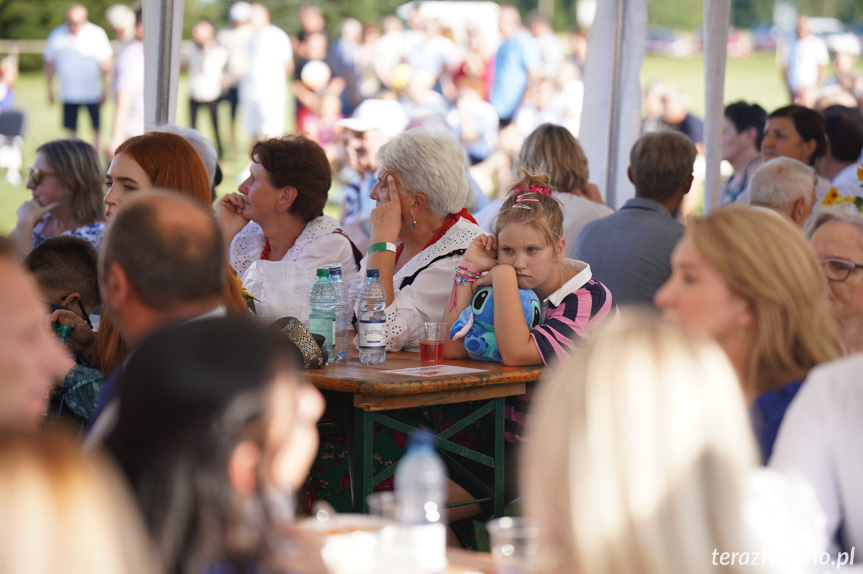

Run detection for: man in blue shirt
[[578, 131, 696, 306], [490, 6, 541, 127]]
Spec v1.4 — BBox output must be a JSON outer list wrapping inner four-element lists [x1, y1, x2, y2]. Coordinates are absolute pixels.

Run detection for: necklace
[[261, 236, 298, 261]]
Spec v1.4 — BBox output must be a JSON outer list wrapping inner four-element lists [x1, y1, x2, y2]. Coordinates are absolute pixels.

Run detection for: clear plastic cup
[[486, 516, 539, 574]]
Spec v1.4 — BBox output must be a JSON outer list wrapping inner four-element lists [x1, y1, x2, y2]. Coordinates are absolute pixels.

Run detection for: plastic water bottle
[[395, 431, 448, 574], [357, 268, 386, 364], [328, 265, 349, 361], [309, 268, 336, 363]]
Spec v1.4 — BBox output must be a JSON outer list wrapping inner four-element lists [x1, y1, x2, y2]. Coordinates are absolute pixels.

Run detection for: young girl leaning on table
[[443, 170, 618, 368], [443, 171, 618, 498]]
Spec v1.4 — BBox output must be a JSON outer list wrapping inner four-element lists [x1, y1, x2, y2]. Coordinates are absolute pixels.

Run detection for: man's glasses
[[820, 258, 863, 282], [27, 167, 56, 185]]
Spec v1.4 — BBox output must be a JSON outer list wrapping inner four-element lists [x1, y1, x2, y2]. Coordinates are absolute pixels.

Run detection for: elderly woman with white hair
[[805, 203, 863, 354], [312, 129, 487, 524], [350, 128, 484, 351]]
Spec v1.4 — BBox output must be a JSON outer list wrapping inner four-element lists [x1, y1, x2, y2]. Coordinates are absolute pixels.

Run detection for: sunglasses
[[27, 167, 57, 185]]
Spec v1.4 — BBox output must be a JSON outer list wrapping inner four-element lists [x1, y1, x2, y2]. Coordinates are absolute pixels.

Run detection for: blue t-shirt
[[751, 380, 803, 464], [490, 31, 540, 120]]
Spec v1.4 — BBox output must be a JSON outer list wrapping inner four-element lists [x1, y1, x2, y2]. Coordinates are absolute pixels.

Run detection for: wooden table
[[306, 350, 544, 517], [447, 548, 496, 573]]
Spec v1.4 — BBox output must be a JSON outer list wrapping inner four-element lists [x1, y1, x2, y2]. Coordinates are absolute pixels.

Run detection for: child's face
[[497, 222, 563, 295]]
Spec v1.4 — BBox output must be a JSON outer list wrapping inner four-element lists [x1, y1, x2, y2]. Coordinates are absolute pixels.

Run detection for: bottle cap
[[328, 265, 342, 276], [367, 268, 380, 278], [317, 268, 330, 278], [408, 430, 434, 449]]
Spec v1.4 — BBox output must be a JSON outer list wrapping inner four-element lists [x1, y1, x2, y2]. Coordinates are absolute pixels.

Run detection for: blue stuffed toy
[[449, 286, 541, 362]]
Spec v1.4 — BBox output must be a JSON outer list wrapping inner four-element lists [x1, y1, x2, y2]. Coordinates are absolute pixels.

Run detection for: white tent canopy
[[143, 0, 732, 211]]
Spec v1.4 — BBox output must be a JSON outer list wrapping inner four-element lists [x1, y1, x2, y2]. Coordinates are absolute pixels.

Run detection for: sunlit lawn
[[0, 51, 857, 234]]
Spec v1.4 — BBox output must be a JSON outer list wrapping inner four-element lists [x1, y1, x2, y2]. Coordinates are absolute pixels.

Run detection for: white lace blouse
[[348, 217, 486, 352], [229, 215, 360, 284]]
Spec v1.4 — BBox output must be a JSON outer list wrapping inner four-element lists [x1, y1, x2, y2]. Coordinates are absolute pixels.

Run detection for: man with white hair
[[749, 157, 817, 227]]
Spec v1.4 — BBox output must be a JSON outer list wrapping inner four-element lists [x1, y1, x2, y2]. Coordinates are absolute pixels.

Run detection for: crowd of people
[[2, 3, 863, 573]]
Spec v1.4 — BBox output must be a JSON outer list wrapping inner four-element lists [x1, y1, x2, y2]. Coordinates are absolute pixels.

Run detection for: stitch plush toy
[[449, 285, 542, 362]]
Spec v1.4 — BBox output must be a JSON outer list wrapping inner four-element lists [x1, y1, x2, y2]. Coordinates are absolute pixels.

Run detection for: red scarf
[[396, 209, 476, 262]]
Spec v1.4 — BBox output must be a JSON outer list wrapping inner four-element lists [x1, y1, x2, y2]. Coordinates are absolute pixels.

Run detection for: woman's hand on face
[[215, 193, 249, 240], [369, 174, 403, 243], [17, 199, 59, 227], [462, 234, 498, 273]]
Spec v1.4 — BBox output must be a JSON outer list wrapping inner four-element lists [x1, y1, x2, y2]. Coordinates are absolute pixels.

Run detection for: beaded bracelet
[[454, 265, 482, 285]]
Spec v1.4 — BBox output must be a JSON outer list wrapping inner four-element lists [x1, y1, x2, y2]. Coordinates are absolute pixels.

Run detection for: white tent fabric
[[579, 0, 647, 209], [703, 0, 732, 212], [143, 0, 184, 128]]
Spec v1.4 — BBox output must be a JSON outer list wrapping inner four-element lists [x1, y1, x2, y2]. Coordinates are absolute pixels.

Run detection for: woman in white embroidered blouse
[[216, 134, 359, 283], [349, 128, 485, 352]]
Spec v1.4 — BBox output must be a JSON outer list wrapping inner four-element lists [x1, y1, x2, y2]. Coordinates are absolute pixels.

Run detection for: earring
[[412, 220, 417, 229]]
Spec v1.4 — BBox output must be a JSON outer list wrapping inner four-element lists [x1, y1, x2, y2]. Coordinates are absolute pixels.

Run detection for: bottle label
[[358, 319, 386, 348], [405, 523, 447, 573], [309, 316, 334, 346]]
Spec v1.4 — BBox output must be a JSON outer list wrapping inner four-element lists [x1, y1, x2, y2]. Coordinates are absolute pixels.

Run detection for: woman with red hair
[[104, 131, 213, 221], [94, 131, 246, 374]]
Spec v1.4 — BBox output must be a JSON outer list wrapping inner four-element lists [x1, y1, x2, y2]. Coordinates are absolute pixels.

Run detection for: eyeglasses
[[56, 297, 94, 330], [27, 167, 57, 185], [820, 258, 863, 282]]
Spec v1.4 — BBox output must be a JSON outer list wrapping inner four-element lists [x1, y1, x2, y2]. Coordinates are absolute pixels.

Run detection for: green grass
[[0, 72, 298, 235], [1, 52, 860, 234], [641, 51, 789, 117]]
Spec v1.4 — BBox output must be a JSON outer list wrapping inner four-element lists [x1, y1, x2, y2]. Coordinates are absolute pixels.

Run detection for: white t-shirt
[[187, 44, 229, 102], [783, 34, 829, 93], [473, 191, 613, 259], [113, 39, 145, 138], [44, 22, 113, 103], [832, 163, 862, 199], [770, 355, 863, 557], [241, 25, 291, 102]]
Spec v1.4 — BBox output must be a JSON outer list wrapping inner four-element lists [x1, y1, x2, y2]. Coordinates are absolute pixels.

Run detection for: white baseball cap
[[338, 99, 407, 137], [230, 2, 252, 23]]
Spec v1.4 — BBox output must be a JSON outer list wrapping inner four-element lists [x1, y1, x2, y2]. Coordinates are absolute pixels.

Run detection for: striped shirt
[[506, 260, 618, 441]]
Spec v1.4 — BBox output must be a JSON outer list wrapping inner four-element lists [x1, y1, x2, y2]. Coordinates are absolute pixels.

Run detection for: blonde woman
[[0, 431, 160, 574], [655, 206, 840, 462], [522, 313, 821, 574], [472, 123, 611, 259]]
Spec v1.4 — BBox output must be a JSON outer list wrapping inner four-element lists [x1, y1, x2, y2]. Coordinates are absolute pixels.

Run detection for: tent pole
[[703, 0, 732, 212], [154, 0, 176, 126], [605, 0, 626, 207]]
